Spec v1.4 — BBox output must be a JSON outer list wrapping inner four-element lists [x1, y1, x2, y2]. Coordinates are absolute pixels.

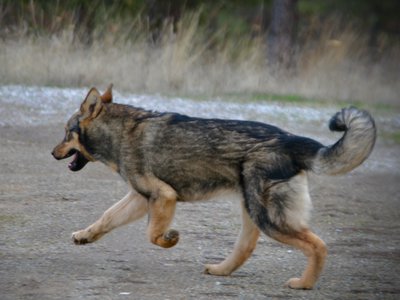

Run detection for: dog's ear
[[101, 83, 113, 103], [80, 87, 103, 120]]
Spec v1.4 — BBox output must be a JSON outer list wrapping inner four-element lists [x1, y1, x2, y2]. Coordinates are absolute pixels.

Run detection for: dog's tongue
[[68, 152, 89, 171], [68, 153, 79, 170]]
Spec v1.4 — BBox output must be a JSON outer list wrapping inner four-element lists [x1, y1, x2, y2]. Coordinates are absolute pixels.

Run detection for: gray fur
[[312, 107, 376, 175]]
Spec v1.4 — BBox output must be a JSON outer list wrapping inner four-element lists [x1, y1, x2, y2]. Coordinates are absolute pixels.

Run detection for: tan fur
[[271, 230, 327, 289], [132, 176, 180, 248], [52, 132, 80, 158], [147, 197, 179, 248], [100, 83, 113, 103], [205, 202, 260, 275], [72, 190, 148, 244], [268, 171, 312, 232]]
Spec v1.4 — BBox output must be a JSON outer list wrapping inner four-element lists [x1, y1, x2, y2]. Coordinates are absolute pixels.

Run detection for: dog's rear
[[238, 107, 376, 289]]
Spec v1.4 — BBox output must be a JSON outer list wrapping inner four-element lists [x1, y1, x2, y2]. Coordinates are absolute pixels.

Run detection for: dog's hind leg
[[146, 183, 179, 249], [270, 229, 327, 289], [242, 170, 327, 289], [204, 201, 260, 276], [72, 189, 148, 244]]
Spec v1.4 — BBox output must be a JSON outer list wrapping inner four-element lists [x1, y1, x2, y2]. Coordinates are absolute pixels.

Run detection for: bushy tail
[[311, 107, 376, 175]]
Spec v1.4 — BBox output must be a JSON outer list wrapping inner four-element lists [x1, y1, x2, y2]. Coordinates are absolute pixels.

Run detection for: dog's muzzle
[[52, 149, 89, 171]]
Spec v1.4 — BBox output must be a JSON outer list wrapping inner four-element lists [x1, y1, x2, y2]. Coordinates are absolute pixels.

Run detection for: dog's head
[[51, 84, 113, 171]]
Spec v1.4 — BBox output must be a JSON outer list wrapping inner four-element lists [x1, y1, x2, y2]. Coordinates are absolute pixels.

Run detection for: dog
[[52, 85, 376, 289]]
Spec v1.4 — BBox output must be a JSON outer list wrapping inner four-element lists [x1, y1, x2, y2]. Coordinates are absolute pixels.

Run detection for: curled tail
[[312, 107, 376, 175]]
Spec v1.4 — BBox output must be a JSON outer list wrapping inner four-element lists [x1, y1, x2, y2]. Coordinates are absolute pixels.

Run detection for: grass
[[232, 92, 313, 104], [0, 9, 399, 108], [193, 91, 399, 113], [390, 132, 400, 144], [381, 131, 400, 144], [0, 214, 26, 226]]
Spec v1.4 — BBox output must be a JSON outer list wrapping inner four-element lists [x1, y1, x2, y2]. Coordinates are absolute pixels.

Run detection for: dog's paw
[[286, 277, 313, 290], [204, 264, 231, 276], [72, 230, 94, 245], [162, 229, 180, 248]]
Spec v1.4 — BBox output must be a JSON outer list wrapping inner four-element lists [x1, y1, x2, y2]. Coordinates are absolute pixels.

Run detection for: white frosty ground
[[0, 85, 333, 127]]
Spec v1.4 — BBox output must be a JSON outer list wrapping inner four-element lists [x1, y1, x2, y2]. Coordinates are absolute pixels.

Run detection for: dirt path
[[1, 118, 399, 299]]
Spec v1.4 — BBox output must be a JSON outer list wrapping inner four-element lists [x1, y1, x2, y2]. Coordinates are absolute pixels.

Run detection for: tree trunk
[[267, 0, 298, 70], [145, 0, 183, 43], [73, 3, 94, 46]]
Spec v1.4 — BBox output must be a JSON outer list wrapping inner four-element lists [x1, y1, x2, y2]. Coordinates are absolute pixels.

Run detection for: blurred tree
[[267, 0, 298, 69], [145, 0, 186, 42], [73, 1, 95, 45], [1, 0, 399, 49]]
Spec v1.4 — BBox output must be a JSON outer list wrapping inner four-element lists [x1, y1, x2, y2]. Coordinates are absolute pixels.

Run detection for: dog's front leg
[[72, 190, 148, 245], [146, 187, 179, 248]]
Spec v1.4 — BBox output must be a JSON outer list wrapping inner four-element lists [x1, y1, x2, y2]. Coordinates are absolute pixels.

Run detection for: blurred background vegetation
[[1, 0, 399, 105]]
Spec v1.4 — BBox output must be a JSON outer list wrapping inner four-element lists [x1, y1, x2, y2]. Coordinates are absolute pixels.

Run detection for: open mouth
[[67, 150, 89, 172]]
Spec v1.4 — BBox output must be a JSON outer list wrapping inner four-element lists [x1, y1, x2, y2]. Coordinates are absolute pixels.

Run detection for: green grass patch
[[381, 131, 400, 144], [178, 91, 324, 106], [249, 93, 398, 111], [167, 91, 399, 115], [0, 214, 26, 226]]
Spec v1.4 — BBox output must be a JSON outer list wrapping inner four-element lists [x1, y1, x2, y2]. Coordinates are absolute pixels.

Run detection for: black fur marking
[[67, 114, 81, 134], [241, 167, 277, 235], [167, 113, 192, 125], [282, 136, 323, 170], [242, 186, 278, 235]]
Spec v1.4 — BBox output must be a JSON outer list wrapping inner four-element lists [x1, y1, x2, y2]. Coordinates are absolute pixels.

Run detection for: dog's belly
[[177, 187, 242, 203], [153, 162, 240, 202]]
